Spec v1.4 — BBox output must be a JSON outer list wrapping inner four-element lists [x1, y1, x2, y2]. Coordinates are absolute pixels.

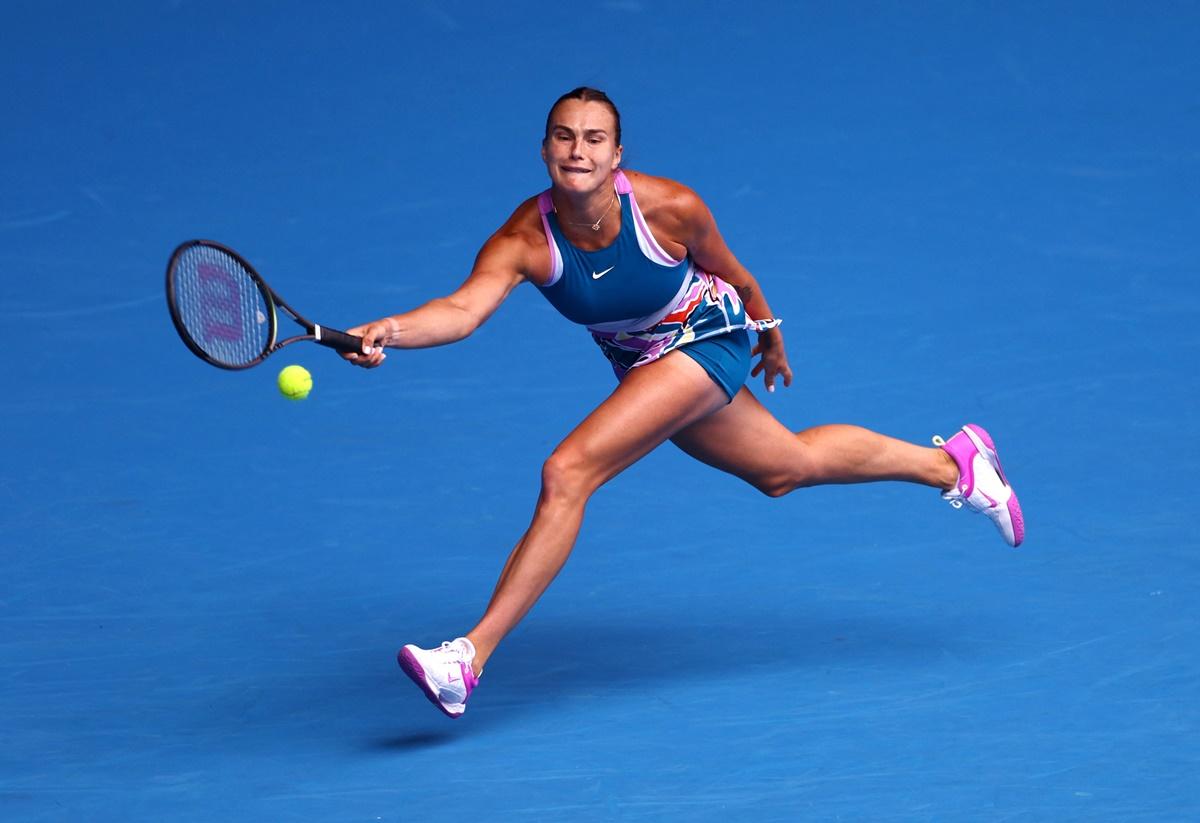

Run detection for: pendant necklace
[[563, 194, 617, 232]]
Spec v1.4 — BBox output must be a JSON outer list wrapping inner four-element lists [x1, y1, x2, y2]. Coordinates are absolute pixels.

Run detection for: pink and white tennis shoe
[[934, 424, 1025, 547], [397, 637, 480, 718]]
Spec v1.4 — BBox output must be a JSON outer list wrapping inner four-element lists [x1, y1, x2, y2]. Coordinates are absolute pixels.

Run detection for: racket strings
[[171, 245, 273, 367]]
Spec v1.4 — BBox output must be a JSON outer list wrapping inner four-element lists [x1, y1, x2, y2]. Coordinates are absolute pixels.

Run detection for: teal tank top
[[535, 170, 691, 329], [535, 170, 783, 378]]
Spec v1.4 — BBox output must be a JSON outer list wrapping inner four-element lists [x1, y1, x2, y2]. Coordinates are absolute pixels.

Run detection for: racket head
[[166, 240, 278, 369]]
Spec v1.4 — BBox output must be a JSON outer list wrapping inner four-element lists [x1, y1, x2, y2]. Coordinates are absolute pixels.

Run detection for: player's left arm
[[671, 185, 793, 392]]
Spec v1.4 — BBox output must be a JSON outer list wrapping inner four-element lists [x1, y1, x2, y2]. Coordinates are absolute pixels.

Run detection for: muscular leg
[[465, 352, 728, 673], [671, 387, 958, 496]]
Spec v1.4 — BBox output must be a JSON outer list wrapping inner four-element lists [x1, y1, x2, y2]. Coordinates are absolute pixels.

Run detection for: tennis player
[[344, 87, 1024, 718]]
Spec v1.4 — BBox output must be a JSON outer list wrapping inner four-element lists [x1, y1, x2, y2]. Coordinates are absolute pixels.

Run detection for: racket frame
[[166, 239, 362, 370]]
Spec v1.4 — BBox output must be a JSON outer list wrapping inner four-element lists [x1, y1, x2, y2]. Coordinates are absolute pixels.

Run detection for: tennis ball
[[277, 364, 312, 400]]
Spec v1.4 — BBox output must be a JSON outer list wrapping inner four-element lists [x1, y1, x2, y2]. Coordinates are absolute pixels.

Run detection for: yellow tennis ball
[[277, 364, 312, 400]]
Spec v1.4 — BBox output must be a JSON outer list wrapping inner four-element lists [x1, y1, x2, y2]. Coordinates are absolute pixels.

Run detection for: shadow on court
[[169, 605, 984, 749], [371, 609, 987, 737]]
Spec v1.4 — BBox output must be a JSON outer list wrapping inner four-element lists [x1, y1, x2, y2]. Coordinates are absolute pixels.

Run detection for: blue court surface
[[3, 2, 1198, 820]]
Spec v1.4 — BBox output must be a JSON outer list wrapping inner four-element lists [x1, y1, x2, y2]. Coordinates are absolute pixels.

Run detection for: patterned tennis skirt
[[589, 267, 781, 379]]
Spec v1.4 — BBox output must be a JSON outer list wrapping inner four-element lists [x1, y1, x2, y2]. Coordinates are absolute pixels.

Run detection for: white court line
[[0, 210, 72, 230], [0, 293, 160, 319]]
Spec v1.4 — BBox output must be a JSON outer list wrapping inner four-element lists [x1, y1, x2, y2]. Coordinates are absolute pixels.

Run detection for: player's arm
[[344, 208, 535, 367], [664, 185, 773, 322], [668, 183, 793, 390], [361, 235, 527, 348]]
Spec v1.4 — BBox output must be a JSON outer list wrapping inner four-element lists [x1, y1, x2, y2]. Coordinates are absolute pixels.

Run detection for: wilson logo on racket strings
[[197, 263, 245, 343]]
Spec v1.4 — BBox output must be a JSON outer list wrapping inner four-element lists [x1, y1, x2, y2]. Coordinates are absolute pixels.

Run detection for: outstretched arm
[[344, 222, 532, 368]]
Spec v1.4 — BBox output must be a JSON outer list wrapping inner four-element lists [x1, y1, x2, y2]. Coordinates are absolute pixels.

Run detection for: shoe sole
[[397, 647, 465, 719], [964, 424, 1025, 547]]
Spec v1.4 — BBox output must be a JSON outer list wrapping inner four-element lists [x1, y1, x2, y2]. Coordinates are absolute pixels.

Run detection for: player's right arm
[[344, 200, 543, 368]]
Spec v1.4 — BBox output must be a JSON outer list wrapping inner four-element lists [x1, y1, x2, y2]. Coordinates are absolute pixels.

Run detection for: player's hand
[[750, 328, 793, 393], [342, 318, 393, 368]]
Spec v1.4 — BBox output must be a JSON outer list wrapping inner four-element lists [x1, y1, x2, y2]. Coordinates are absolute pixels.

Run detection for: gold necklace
[[562, 194, 617, 232]]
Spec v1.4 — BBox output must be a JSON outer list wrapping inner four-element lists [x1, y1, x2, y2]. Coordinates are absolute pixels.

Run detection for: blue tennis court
[[3, 2, 1198, 820]]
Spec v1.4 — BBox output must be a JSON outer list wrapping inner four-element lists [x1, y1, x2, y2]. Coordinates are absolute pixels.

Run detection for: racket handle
[[314, 325, 365, 354]]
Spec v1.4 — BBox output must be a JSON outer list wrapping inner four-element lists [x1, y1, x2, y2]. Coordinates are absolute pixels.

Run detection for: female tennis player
[[344, 87, 1024, 718]]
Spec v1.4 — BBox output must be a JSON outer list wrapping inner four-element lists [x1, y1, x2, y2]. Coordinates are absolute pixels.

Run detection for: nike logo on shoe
[[591, 266, 615, 280]]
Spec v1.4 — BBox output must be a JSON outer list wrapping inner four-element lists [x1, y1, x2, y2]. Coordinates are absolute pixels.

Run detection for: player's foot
[[933, 424, 1024, 547], [397, 637, 479, 718]]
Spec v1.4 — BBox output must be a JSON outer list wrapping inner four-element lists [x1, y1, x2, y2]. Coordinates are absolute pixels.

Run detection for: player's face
[[541, 99, 623, 194]]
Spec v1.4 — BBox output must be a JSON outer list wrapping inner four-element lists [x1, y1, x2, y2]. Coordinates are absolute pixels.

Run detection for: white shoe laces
[[434, 640, 463, 659], [432, 638, 475, 666]]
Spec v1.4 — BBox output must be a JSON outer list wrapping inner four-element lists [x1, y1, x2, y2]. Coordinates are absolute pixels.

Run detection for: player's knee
[[540, 448, 593, 503], [758, 478, 794, 498], [755, 471, 809, 498]]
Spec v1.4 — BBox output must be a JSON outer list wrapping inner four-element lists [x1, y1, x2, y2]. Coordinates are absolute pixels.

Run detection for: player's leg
[[670, 390, 1023, 547], [670, 387, 957, 495], [401, 353, 727, 716], [464, 351, 729, 671]]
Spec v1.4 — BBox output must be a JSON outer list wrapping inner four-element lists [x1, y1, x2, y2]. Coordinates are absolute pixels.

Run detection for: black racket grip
[[315, 326, 366, 354]]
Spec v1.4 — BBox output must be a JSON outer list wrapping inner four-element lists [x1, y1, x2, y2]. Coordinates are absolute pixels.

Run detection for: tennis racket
[[166, 239, 364, 370]]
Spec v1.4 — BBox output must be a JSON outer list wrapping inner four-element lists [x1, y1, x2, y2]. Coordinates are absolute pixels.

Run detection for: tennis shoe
[[397, 637, 479, 718], [934, 424, 1025, 547]]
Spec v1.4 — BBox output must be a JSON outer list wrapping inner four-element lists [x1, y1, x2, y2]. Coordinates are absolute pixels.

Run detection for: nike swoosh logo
[[591, 266, 615, 280]]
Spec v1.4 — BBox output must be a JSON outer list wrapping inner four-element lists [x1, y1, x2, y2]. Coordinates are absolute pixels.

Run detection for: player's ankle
[[936, 448, 959, 491], [464, 633, 488, 676]]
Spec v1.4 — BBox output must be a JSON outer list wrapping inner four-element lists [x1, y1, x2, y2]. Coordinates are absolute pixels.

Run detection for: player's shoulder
[[623, 170, 710, 237], [476, 194, 551, 281], [485, 195, 545, 250], [623, 169, 706, 217]]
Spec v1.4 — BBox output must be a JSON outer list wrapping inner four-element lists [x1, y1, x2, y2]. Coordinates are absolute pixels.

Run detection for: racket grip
[[314, 325, 366, 354]]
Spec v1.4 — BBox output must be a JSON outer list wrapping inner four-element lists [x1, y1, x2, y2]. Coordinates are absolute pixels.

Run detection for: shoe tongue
[[454, 637, 477, 660]]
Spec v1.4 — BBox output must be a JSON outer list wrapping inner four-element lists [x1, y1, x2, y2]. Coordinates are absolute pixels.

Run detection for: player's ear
[[612, 144, 622, 170]]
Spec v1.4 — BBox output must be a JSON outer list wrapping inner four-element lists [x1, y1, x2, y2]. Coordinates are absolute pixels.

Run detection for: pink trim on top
[[537, 172, 682, 287], [536, 191, 564, 287], [616, 170, 685, 268]]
